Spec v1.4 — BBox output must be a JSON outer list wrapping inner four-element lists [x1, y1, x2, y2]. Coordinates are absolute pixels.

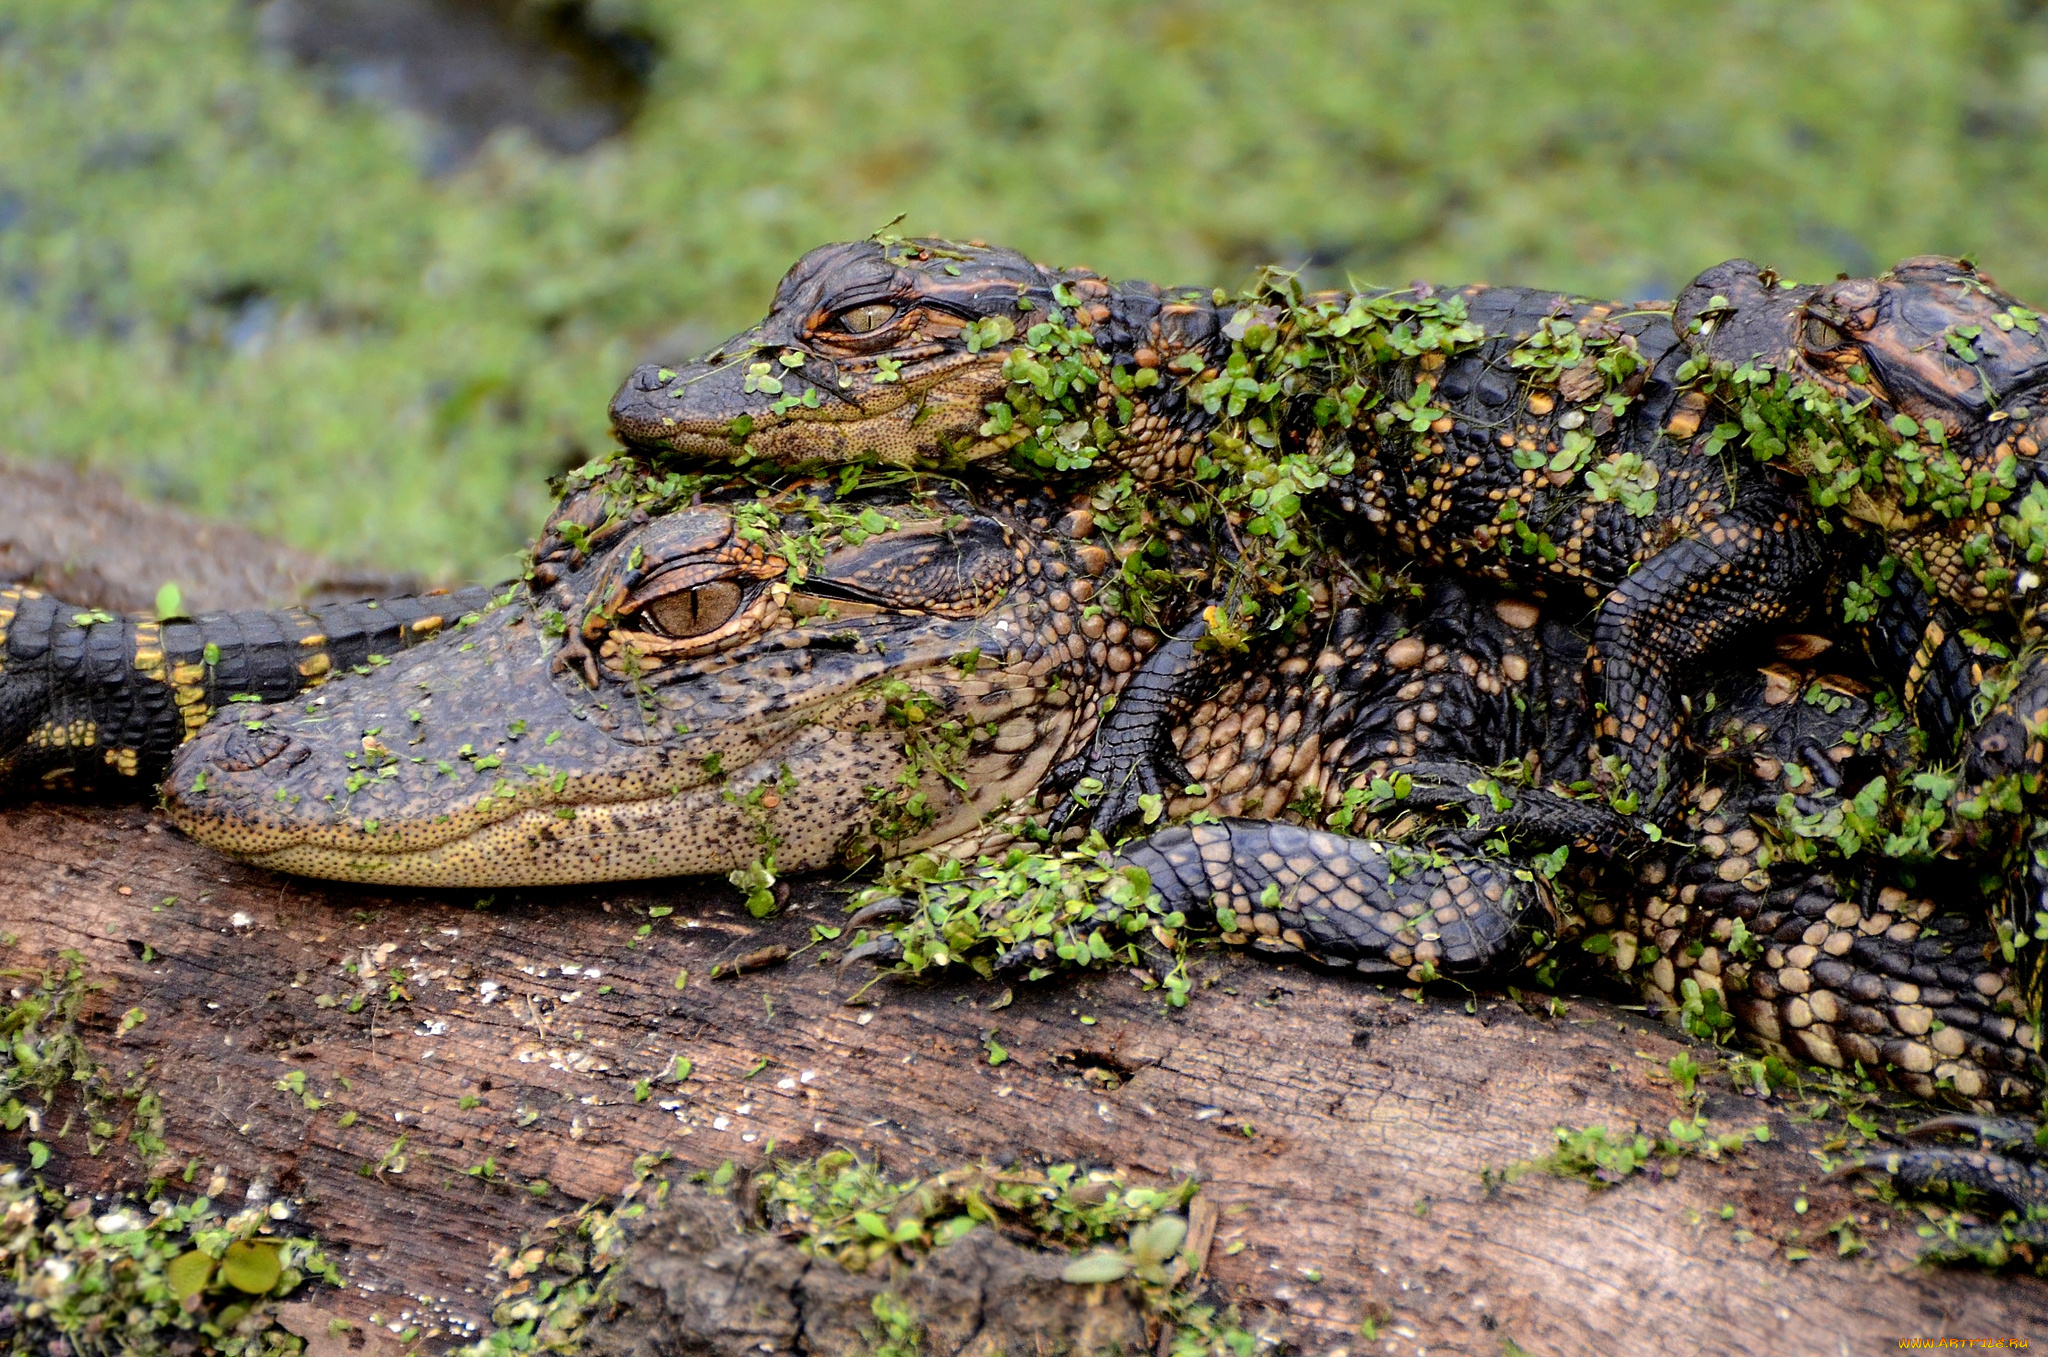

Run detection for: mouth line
[[614, 402, 904, 449], [227, 781, 788, 887], [618, 359, 981, 440]]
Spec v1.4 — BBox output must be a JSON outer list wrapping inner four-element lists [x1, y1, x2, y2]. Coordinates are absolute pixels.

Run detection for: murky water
[[256, 0, 655, 172]]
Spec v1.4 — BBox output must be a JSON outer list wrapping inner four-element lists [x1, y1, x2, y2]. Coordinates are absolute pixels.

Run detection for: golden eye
[[640, 581, 743, 639], [836, 303, 898, 335], [1802, 315, 1848, 351]]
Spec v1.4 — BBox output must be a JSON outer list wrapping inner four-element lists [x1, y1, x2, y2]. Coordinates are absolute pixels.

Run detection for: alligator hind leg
[[1841, 1117, 2048, 1256], [1120, 818, 1555, 979], [1591, 496, 1827, 812], [849, 820, 1556, 984]]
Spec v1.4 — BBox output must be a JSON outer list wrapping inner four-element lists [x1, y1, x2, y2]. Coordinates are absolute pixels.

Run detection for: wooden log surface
[[0, 798, 2043, 1356], [0, 454, 419, 613], [5, 462, 2046, 1354]]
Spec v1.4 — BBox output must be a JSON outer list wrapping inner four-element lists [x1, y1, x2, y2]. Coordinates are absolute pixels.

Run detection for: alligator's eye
[[834, 303, 898, 335], [1802, 315, 1848, 352], [640, 581, 743, 639]]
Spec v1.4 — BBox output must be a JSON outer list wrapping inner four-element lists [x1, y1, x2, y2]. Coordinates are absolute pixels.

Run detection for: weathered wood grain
[[0, 455, 419, 613], [0, 799, 2040, 1356]]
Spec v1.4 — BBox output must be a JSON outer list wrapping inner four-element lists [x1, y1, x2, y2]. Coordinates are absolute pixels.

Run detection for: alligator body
[[609, 239, 1839, 808], [612, 241, 2048, 828], [140, 466, 2039, 1112]]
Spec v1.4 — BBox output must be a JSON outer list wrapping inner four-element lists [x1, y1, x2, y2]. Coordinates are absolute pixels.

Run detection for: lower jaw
[[245, 840, 726, 888], [196, 772, 889, 887], [621, 428, 729, 457]]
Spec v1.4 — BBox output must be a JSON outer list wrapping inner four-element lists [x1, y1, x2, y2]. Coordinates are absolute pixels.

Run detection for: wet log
[[0, 797, 2042, 1356], [3, 459, 2043, 1353], [0, 454, 419, 613]]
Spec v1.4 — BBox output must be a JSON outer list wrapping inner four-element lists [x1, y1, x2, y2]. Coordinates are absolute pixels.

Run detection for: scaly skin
[[150, 467, 2041, 1110], [0, 584, 496, 789], [165, 476, 1182, 885], [611, 241, 1847, 809], [1006, 628, 2043, 1109], [1680, 255, 2048, 627], [1679, 257, 2048, 1021]]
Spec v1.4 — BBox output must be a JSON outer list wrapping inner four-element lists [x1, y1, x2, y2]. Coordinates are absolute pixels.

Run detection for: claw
[[846, 895, 913, 928], [1904, 1115, 2048, 1163], [1824, 1157, 1890, 1184], [1047, 613, 1209, 835], [992, 938, 1050, 976], [838, 935, 904, 969], [1905, 1115, 2039, 1143]]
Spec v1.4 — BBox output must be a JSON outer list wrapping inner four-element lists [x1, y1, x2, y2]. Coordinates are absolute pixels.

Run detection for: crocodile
[[136, 466, 2039, 1118], [609, 240, 2048, 827]]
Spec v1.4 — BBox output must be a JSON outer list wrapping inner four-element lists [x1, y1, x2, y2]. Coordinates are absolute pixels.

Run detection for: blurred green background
[[8, 0, 2048, 581]]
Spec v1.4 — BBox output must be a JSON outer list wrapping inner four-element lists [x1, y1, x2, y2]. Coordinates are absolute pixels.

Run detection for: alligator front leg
[[1591, 496, 1828, 812], [1855, 554, 1980, 744], [1957, 655, 2048, 1016], [1049, 613, 1211, 835]]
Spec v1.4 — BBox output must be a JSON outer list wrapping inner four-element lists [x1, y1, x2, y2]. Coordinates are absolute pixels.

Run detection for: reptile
[[3, 463, 2040, 1230], [608, 240, 2048, 830], [106, 466, 2033, 1113], [606, 236, 1826, 812], [0, 582, 496, 789]]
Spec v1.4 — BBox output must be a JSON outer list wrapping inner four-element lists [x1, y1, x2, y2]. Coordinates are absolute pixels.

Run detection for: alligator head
[[1677, 256, 2048, 608], [1680, 255, 2048, 433], [163, 470, 1172, 885], [607, 237, 1227, 478], [161, 455, 1621, 889]]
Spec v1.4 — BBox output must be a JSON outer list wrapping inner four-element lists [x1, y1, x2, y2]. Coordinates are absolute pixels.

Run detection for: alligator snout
[[628, 363, 674, 393], [208, 725, 308, 774], [607, 347, 765, 454], [608, 360, 700, 447]]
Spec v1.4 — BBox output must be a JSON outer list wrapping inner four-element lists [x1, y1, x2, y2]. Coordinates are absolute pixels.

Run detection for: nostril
[[633, 364, 674, 393], [212, 727, 304, 773]]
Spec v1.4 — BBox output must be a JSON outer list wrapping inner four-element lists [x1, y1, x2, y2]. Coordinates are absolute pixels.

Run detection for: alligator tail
[[0, 583, 502, 790]]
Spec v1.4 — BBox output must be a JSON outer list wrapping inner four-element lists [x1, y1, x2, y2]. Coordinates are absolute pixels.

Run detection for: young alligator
[[610, 240, 2048, 824], [4, 478, 2034, 1230], [1679, 255, 2048, 636], [608, 237, 1826, 811], [141, 468, 2040, 1117]]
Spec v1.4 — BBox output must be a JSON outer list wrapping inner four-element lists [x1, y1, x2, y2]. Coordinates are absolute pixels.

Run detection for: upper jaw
[[1675, 258, 1819, 371], [163, 603, 688, 860], [609, 348, 993, 466], [609, 355, 751, 449]]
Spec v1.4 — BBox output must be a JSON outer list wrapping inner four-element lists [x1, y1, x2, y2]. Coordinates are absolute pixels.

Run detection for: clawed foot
[[1834, 1115, 2048, 1261], [1048, 615, 1211, 836], [839, 894, 910, 968], [1046, 744, 1191, 839], [1398, 760, 1643, 852]]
